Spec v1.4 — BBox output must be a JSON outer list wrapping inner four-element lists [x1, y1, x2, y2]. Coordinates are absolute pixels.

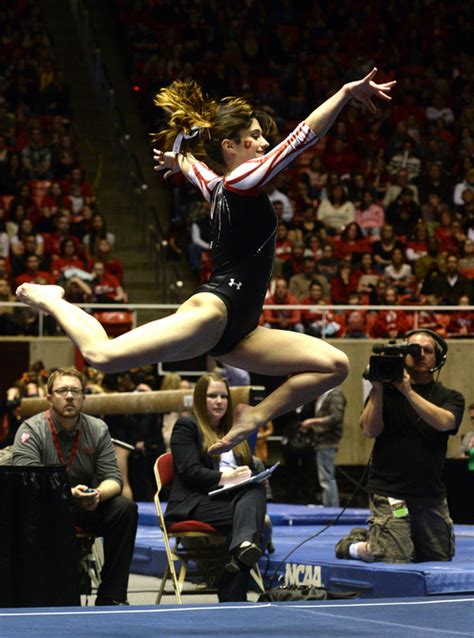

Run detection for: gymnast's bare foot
[[208, 403, 259, 453], [16, 283, 65, 311]]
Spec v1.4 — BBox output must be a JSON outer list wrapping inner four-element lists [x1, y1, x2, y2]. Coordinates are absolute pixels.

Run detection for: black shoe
[[225, 542, 262, 572], [335, 527, 368, 560], [95, 597, 130, 606]]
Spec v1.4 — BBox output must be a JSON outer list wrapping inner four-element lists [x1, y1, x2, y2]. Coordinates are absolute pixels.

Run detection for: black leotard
[[186, 122, 319, 356]]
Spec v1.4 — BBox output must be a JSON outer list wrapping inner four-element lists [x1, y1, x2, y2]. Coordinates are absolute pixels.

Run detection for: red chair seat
[[167, 520, 219, 534]]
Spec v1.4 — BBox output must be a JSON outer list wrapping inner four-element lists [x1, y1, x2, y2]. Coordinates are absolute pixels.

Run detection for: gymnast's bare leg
[[16, 283, 227, 372], [209, 326, 349, 453]]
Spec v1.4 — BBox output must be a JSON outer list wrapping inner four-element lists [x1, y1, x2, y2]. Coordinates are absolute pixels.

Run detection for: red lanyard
[[46, 410, 82, 472]]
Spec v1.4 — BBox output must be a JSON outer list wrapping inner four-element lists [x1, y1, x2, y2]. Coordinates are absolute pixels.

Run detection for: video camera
[[367, 340, 422, 384]]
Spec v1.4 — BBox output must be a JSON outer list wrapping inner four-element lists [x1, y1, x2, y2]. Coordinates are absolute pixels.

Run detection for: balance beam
[[20, 386, 262, 418]]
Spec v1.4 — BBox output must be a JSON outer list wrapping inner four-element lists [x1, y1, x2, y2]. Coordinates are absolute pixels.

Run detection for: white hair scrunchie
[[172, 126, 201, 153]]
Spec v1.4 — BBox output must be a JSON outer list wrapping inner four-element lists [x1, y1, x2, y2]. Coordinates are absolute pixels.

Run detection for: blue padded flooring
[[132, 506, 474, 599], [3, 597, 473, 637], [138, 501, 371, 527]]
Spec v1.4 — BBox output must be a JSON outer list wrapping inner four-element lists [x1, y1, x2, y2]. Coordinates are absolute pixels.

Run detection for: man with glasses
[[12, 366, 138, 605]]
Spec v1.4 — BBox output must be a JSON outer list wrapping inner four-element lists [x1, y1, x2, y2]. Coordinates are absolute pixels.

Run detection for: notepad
[[208, 462, 280, 497]]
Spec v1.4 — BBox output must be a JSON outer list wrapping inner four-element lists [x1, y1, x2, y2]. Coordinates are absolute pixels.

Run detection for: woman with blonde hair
[[16, 68, 395, 454], [165, 372, 265, 601]]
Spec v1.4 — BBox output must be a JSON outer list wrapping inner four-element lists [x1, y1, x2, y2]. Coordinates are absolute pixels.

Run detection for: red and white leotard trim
[[186, 121, 319, 202]]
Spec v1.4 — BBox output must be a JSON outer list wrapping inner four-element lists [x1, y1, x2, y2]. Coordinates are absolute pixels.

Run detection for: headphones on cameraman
[[405, 329, 448, 374]]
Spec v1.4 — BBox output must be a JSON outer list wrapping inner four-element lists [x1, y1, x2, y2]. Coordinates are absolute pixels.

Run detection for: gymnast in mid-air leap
[[16, 68, 396, 453]]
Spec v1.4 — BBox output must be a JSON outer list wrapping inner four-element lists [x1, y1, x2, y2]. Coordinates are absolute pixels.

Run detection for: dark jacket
[[165, 416, 251, 523], [299, 387, 346, 448]]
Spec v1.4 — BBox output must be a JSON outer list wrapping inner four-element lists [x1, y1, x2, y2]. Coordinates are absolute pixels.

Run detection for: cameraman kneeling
[[336, 330, 464, 563]]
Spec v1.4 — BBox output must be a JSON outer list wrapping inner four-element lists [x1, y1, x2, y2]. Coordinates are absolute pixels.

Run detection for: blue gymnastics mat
[[1, 596, 473, 638], [137, 501, 370, 527], [131, 522, 474, 599]]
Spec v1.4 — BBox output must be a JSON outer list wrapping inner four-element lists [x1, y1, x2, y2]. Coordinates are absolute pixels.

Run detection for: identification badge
[[387, 497, 409, 518]]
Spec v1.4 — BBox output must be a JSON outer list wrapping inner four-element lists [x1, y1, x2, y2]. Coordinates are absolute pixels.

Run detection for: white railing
[[1, 302, 472, 338]]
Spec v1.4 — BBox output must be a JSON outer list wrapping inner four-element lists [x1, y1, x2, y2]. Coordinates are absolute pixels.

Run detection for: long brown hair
[[152, 80, 276, 172], [193, 372, 251, 464]]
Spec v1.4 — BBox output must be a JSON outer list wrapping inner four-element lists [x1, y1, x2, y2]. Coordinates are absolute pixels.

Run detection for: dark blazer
[[165, 416, 249, 523]]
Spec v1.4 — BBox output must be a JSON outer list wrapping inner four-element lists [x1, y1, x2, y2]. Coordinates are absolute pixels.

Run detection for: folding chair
[[153, 452, 264, 604], [76, 527, 103, 602]]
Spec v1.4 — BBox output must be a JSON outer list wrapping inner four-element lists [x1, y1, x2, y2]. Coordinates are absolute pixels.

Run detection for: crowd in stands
[[0, 2, 126, 335], [115, 0, 474, 339]]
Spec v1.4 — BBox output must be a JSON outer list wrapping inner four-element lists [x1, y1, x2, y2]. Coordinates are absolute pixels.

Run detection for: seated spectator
[[386, 138, 421, 183], [458, 239, 474, 279], [1, 151, 27, 195], [274, 223, 293, 262], [434, 209, 460, 254], [384, 247, 414, 295], [350, 252, 379, 296], [316, 243, 340, 282], [371, 223, 405, 273], [12, 366, 138, 605], [262, 277, 303, 332], [368, 278, 387, 305], [294, 206, 325, 243], [453, 167, 474, 207], [332, 222, 371, 264], [289, 256, 329, 301], [383, 168, 419, 209], [281, 241, 305, 280], [386, 187, 421, 238], [428, 253, 472, 305], [317, 184, 355, 234], [43, 213, 82, 261], [15, 254, 56, 287], [0, 277, 20, 335], [415, 237, 446, 285], [40, 181, 72, 217], [346, 173, 375, 210], [292, 181, 319, 220], [10, 218, 44, 257], [0, 256, 11, 286], [266, 182, 293, 222], [406, 222, 429, 264], [10, 233, 49, 279], [83, 212, 116, 260], [303, 234, 325, 260], [89, 261, 127, 304], [301, 280, 340, 338], [165, 372, 267, 602], [418, 162, 452, 204], [302, 155, 328, 198], [63, 166, 94, 203], [342, 293, 368, 338], [426, 93, 455, 127], [50, 237, 88, 281], [355, 189, 385, 239], [87, 238, 124, 283], [324, 137, 359, 176], [370, 286, 411, 338], [330, 260, 352, 305], [446, 295, 474, 337], [0, 218, 10, 258], [21, 127, 52, 180]]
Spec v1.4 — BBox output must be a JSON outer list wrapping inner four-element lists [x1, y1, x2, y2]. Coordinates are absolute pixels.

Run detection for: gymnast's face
[[206, 379, 229, 428], [228, 118, 269, 166]]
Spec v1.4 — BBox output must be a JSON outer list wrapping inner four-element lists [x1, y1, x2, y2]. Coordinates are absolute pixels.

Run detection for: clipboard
[[208, 462, 280, 497]]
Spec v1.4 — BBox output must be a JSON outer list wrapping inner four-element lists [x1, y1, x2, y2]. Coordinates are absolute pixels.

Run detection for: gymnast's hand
[[346, 67, 396, 114], [153, 149, 180, 179]]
